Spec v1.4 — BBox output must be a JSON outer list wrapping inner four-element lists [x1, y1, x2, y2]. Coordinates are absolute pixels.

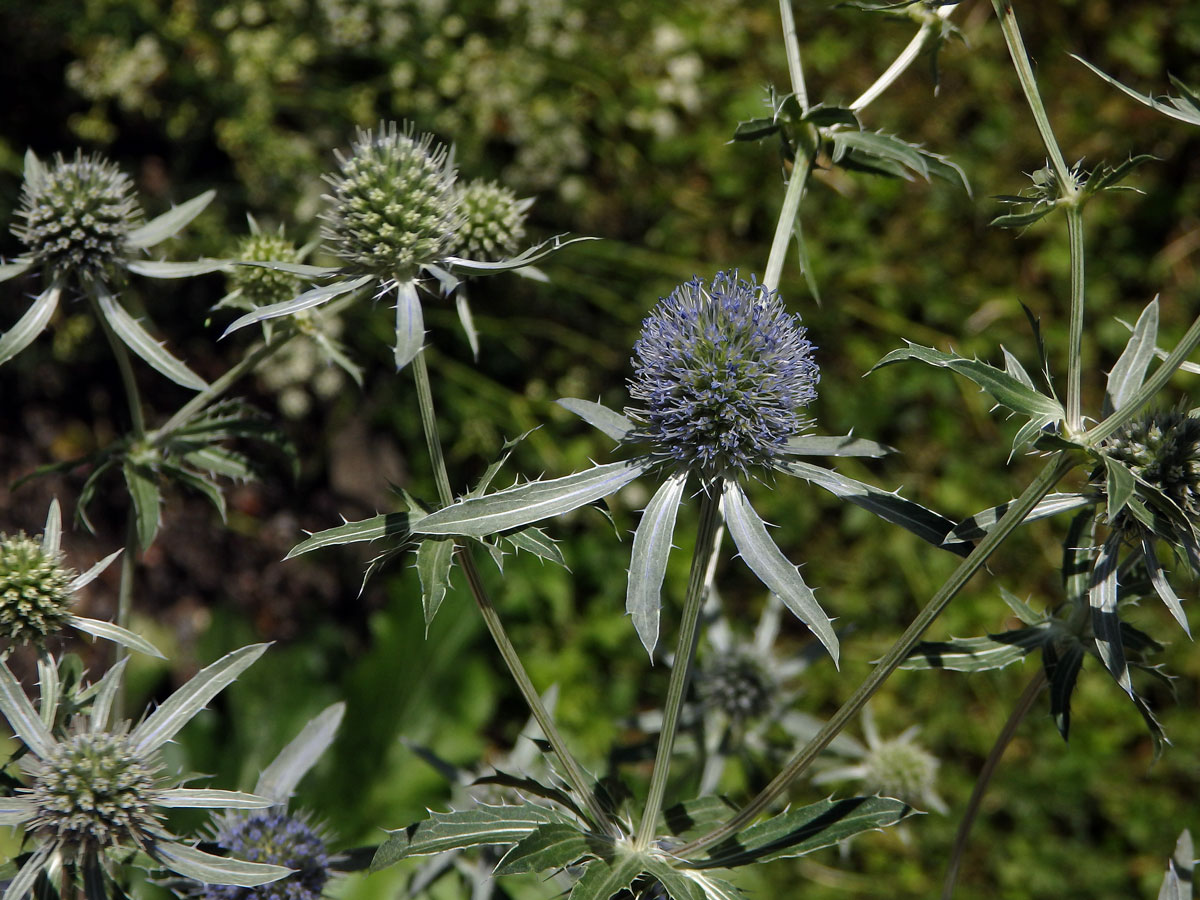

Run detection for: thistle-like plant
[[0, 150, 221, 390], [451, 179, 531, 263], [0, 644, 291, 898], [0, 499, 161, 657]]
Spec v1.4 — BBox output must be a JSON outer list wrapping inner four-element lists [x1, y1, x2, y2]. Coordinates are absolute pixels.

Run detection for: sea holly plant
[[0, 644, 291, 899]]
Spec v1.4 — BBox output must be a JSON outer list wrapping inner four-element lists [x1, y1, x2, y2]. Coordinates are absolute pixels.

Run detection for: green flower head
[[451, 179, 529, 262], [228, 229, 304, 310], [1101, 406, 1200, 526]]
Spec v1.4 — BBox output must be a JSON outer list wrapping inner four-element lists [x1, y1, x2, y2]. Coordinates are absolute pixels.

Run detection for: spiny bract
[[13, 151, 141, 282], [321, 122, 459, 279], [202, 811, 331, 900], [0, 533, 75, 645], [451, 179, 527, 262], [626, 271, 818, 479]]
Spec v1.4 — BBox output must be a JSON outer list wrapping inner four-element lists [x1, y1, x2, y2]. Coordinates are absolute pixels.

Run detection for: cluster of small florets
[[230, 232, 304, 309], [0, 532, 75, 645], [321, 123, 459, 279], [861, 733, 940, 807], [626, 271, 819, 479], [695, 653, 773, 722], [203, 811, 331, 900], [13, 151, 140, 281], [451, 179, 527, 262], [1101, 407, 1200, 523], [27, 729, 164, 851]]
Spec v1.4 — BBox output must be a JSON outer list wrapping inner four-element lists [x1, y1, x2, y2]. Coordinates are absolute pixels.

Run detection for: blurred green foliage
[[2, 1, 1200, 898]]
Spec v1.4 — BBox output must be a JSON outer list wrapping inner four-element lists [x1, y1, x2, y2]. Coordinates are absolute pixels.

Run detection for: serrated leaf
[[503, 527, 565, 565], [661, 797, 739, 842], [947, 493, 1093, 542], [732, 117, 780, 142], [286, 513, 415, 559], [131, 643, 269, 753], [155, 789, 275, 808], [155, 842, 292, 887], [0, 660, 56, 758], [1141, 538, 1191, 637], [1086, 154, 1158, 195], [222, 275, 373, 337], [989, 206, 1056, 229], [235, 260, 341, 277], [802, 104, 859, 128], [783, 433, 891, 458], [442, 234, 598, 275], [415, 459, 651, 538], [123, 462, 162, 551], [873, 342, 1064, 421], [124, 259, 229, 278], [1157, 830, 1194, 900], [1090, 535, 1132, 697], [557, 398, 635, 442], [494, 823, 603, 876], [372, 803, 570, 870], [470, 771, 588, 822], [96, 283, 207, 390], [1073, 56, 1200, 127], [90, 657, 129, 731], [1105, 296, 1159, 415], [722, 481, 837, 664], [182, 447, 257, 481], [642, 858, 706, 900], [1044, 638, 1085, 740], [904, 627, 1049, 672], [1103, 456, 1136, 521], [1002, 347, 1036, 390], [1063, 510, 1096, 606], [778, 459, 970, 556], [999, 587, 1042, 626], [255, 702, 345, 803], [125, 190, 216, 249], [0, 281, 59, 366], [68, 616, 165, 659], [691, 796, 912, 869], [417, 538, 455, 628], [164, 463, 227, 521], [627, 473, 686, 658], [393, 279, 424, 370], [568, 853, 644, 900]]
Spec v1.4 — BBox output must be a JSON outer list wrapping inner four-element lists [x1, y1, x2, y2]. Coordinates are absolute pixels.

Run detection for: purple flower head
[[202, 810, 331, 900], [626, 271, 818, 479]]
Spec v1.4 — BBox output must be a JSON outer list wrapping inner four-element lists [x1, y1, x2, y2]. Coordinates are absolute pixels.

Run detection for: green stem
[[991, 1, 1075, 196], [763, 154, 812, 295], [778, 0, 808, 110], [411, 348, 616, 835], [153, 339, 284, 438], [1065, 208, 1086, 434], [677, 451, 1076, 857], [89, 289, 145, 438], [942, 668, 1047, 900], [635, 483, 724, 850], [112, 512, 139, 720], [850, 14, 944, 113]]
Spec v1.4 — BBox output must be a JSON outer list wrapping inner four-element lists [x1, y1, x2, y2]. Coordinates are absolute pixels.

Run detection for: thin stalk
[[635, 484, 724, 849], [112, 513, 139, 721], [850, 5, 956, 114], [763, 154, 812, 295], [411, 347, 615, 835], [942, 668, 1047, 899], [89, 289, 145, 438], [778, 0, 808, 110], [154, 339, 284, 438], [990, 1, 1075, 196], [677, 451, 1076, 857], [1065, 208, 1086, 434]]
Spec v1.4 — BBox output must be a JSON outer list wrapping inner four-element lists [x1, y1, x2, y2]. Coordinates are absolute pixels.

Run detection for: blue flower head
[[202, 811, 331, 900], [627, 271, 819, 480]]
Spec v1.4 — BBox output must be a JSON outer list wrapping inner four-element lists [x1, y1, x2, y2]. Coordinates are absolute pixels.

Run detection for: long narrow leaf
[[3, 845, 51, 900], [947, 493, 1093, 542], [722, 482, 838, 664], [0, 260, 32, 283], [904, 627, 1049, 672], [1105, 297, 1159, 415], [1044, 638, 1085, 740], [416, 460, 650, 538], [416, 538, 455, 628], [0, 281, 60, 366], [627, 473, 687, 658], [69, 549, 122, 591], [373, 803, 569, 870], [783, 433, 891, 458], [124, 259, 229, 278], [1090, 535, 1132, 697], [68, 616, 165, 659], [123, 462, 162, 550], [493, 823, 600, 876], [255, 702, 345, 802], [0, 660, 56, 758], [155, 789, 275, 808], [1141, 538, 1190, 636], [557, 398, 635, 442], [125, 190, 216, 248], [1073, 56, 1200, 126], [96, 283, 207, 390], [286, 513, 415, 559], [90, 657, 129, 731], [393, 279, 424, 369], [156, 842, 292, 887], [222, 275, 372, 336]]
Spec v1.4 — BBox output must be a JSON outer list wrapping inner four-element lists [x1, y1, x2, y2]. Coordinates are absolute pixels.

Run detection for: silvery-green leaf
[[156, 842, 293, 887], [1073, 56, 1200, 127], [23, 149, 47, 193], [0, 797, 35, 827], [503, 527, 565, 565], [455, 292, 479, 360], [181, 447, 256, 481], [783, 433, 891, 458], [372, 803, 570, 870], [125, 190, 216, 249], [155, 789, 275, 808], [999, 586, 1042, 626], [660, 797, 740, 843], [131, 643, 269, 753], [236, 261, 340, 277], [164, 464, 227, 522], [690, 796, 912, 868], [36, 654, 58, 730], [96, 284, 207, 390], [0, 260, 32, 283], [222, 275, 373, 337], [642, 857, 706, 900], [569, 853, 643, 900], [1105, 297, 1159, 416], [393, 278, 424, 370], [255, 702, 345, 802], [514, 264, 550, 283], [1160, 862, 1188, 900], [778, 459, 970, 556], [873, 342, 1064, 421], [681, 872, 744, 900], [124, 259, 229, 278], [417, 537, 455, 628], [627, 473, 687, 658], [1141, 538, 1190, 636], [90, 657, 129, 731], [1043, 638, 1085, 740], [1086, 155, 1158, 196], [42, 498, 62, 555], [1157, 830, 1194, 900], [3, 844, 51, 900], [1090, 535, 1132, 697], [466, 430, 535, 499], [0, 660, 56, 758], [416, 459, 651, 538], [69, 549, 122, 592], [123, 462, 162, 550], [68, 615, 165, 659], [1103, 456, 1136, 520], [947, 493, 1093, 542], [1002, 347, 1036, 390], [493, 823, 600, 876], [0, 281, 60, 366], [722, 481, 837, 664], [557, 398, 635, 442], [990, 206, 1056, 229], [285, 513, 416, 559], [904, 627, 1049, 672], [442, 234, 598, 275], [1063, 510, 1096, 606]]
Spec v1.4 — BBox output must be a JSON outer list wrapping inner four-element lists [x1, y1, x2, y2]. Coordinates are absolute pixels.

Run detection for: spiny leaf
[[286, 513, 416, 559], [627, 473, 687, 658], [904, 627, 1049, 672]]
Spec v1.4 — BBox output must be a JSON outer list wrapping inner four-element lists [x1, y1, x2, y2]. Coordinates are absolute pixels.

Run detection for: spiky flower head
[[1100, 407, 1200, 524], [202, 811, 331, 900], [860, 730, 942, 810], [321, 122, 459, 279], [229, 232, 304, 310], [24, 725, 167, 853], [695, 652, 773, 722], [0, 532, 76, 645], [626, 271, 818, 479], [12, 151, 141, 282], [451, 180, 528, 262]]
